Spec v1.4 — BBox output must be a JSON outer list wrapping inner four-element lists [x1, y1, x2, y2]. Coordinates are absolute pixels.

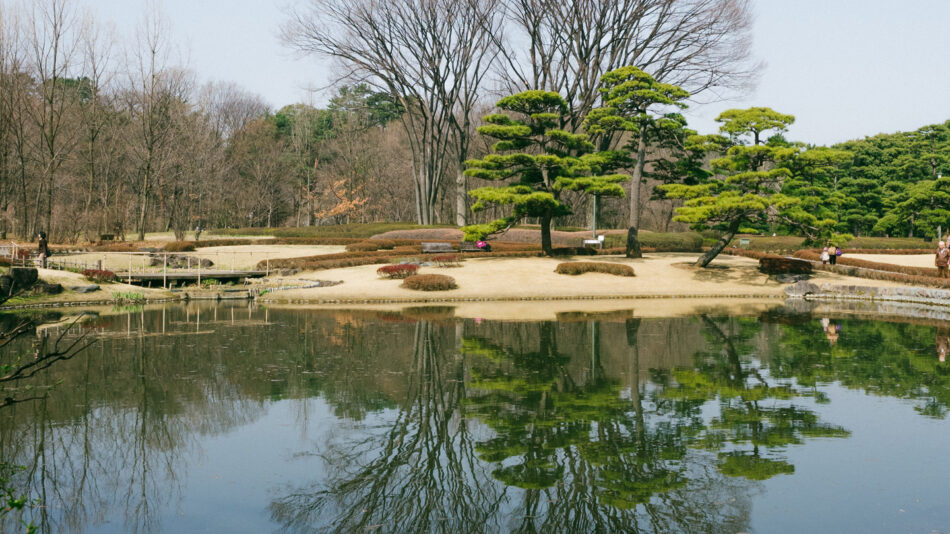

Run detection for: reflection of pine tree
[[464, 319, 751, 532], [664, 316, 850, 481], [770, 318, 950, 418]]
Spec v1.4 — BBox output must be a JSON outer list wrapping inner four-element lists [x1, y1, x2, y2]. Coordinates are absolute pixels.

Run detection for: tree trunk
[[541, 210, 553, 255], [695, 220, 740, 267], [626, 136, 647, 257], [455, 168, 466, 226], [625, 226, 642, 258]]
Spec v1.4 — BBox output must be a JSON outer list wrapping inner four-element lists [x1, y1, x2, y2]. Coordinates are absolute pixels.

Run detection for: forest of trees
[[0, 0, 947, 243]]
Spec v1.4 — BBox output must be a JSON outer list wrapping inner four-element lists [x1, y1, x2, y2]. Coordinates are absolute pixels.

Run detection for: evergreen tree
[[584, 67, 691, 257], [462, 91, 628, 255], [659, 107, 804, 267]]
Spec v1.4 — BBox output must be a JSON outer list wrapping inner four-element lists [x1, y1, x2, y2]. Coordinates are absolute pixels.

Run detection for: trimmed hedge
[[604, 232, 703, 252], [377, 264, 420, 279], [431, 254, 461, 267], [346, 239, 398, 252], [794, 250, 938, 277], [164, 241, 196, 252], [758, 256, 813, 275], [554, 262, 636, 277], [401, 274, 458, 291]]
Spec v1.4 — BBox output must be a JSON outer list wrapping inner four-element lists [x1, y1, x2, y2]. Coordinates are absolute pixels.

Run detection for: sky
[[80, 0, 950, 146]]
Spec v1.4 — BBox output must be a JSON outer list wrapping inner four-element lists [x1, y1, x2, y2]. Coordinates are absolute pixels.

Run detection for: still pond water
[[2, 303, 950, 533]]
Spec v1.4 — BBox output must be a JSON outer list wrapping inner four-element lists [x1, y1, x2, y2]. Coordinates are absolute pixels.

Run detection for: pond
[[1, 302, 949, 533]]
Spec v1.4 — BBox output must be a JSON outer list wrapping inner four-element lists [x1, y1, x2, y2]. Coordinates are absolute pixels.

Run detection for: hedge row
[[793, 250, 939, 277], [401, 274, 458, 291], [813, 263, 950, 289], [800, 248, 933, 255], [604, 232, 703, 251], [554, 262, 636, 277]]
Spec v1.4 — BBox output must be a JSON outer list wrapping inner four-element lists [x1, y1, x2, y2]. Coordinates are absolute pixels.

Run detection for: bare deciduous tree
[[282, 0, 502, 225]]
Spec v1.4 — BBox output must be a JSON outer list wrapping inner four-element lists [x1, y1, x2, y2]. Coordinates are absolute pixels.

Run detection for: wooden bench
[[422, 242, 456, 253]]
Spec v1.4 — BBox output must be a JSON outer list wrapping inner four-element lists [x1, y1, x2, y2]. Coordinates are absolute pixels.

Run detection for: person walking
[[828, 244, 838, 265], [820, 247, 830, 264], [37, 231, 49, 269], [936, 241, 950, 278]]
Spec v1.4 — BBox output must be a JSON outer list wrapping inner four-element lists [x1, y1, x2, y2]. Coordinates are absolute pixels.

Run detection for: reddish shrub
[[82, 269, 117, 283], [377, 264, 420, 279], [758, 256, 813, 275], [431, 254, 461, 267], [401, 274, 458, 291], [554, 262, 635, 277]]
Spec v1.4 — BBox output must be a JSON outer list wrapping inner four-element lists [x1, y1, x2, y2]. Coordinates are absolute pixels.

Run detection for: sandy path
[[261, 253, 903, 304], [849, 254, 934, 268]]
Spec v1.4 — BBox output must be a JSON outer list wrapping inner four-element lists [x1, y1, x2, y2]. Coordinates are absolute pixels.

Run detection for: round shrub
[[377, 263, 419, 279], [401, 274, 458, 291], [555, 262, 635, 277], [82, 269, 117, 283]]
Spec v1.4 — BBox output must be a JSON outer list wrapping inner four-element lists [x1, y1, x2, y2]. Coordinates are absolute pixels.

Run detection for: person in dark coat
[[37, 231, 49, 268]]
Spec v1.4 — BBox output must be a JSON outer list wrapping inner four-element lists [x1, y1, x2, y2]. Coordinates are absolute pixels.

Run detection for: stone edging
[[788, 282, 950, 308]]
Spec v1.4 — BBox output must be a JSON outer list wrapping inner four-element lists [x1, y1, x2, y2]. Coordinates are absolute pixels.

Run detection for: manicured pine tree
[[583, 67, 691, 257], [659, 107, 803, 267], [462, 91, 628, 255]]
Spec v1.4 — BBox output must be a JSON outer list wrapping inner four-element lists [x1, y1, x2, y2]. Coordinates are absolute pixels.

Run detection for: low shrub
[[845, 237, 931, 249], [758, 256, 813, 275], [603, 231, 703, 252], [88, 242, 142, 252], [401, 274, 458, 291], [551, 247, 598, 256], [193, 238, 256, 247], [377, 263, 420, 279], [82, 269, 117, 283], [727, 235, 805, 252], [346, 239, 398, 252], [554, 262, 636, 277], [164, 241, 196, 252], [431, 254, 461, 267]]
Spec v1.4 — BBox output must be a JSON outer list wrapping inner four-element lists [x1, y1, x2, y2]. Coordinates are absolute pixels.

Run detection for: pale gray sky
[[82, 0, 950, 146]]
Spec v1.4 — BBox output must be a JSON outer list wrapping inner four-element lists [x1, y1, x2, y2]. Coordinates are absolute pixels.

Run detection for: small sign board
[[738, 238, 751, 248]]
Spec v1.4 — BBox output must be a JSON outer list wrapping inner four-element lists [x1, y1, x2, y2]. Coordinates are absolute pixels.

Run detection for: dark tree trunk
[[625, 226, 642, 258], [696, 220, 740, 267], [541, 210, 553, 255]]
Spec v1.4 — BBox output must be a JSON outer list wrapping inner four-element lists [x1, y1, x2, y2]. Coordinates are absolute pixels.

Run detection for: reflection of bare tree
[[0, 306, 268, 533], [270, 320, 504, 533]]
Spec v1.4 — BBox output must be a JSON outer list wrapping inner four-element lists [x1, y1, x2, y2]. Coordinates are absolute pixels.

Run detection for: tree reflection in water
[[4, 305, 950, 532], [270, 320, 505, 533]]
